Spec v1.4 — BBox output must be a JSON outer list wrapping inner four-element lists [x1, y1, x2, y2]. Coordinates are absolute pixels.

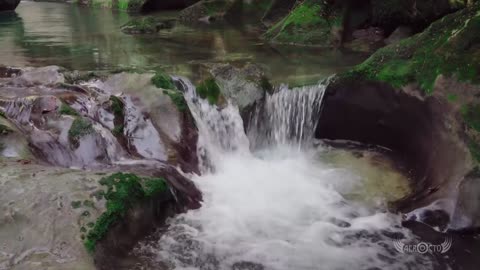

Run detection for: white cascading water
[[134, 79, 433, 270], [247, 83, 326, 148]]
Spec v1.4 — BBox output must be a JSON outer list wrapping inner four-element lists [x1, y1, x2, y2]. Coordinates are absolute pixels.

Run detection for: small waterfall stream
[[133, 79, 433, 270]]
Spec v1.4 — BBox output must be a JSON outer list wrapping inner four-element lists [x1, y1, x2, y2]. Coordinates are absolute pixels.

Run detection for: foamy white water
[[134, 79, 433, 270]]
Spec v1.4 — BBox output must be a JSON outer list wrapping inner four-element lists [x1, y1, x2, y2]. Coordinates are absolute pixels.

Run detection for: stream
[[1, 2, 474, 270]]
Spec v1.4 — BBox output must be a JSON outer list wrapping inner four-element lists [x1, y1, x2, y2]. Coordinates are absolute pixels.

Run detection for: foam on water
[[134, 79, 433, 270]]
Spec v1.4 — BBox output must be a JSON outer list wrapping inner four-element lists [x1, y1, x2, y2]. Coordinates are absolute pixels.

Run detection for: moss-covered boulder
[[85, 0, 147, 12], [178, 0, 235, 22], [121, 16, 176, 35], [264, 0, 343, 46], [316, 3, 480, 230]]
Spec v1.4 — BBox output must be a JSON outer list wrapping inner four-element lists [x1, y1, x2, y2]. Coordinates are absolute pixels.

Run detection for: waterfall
[[248, 83, 326, 149], [174, 77, 250, 172], [133, 78, 432, 270]]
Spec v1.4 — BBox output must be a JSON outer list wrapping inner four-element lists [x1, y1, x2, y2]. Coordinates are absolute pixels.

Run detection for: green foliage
[[68, 118, 94, 145], [84, 173, 168, 253], [59, 103, 79, 116], [151, 71, 175, 90], [196, 77, 221, 105], [0, 111, 5, 119], [349, 3, 480, 93]]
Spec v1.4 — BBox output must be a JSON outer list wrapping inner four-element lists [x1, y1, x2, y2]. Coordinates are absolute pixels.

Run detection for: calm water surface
[[0, 1, 367, 85]]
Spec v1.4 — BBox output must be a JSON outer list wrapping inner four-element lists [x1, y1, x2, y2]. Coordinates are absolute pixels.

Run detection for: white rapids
[[133, 79, 433, 270]]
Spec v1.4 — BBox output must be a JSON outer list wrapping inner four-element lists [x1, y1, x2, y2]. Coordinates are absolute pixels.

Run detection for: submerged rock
[[316, 3, 480, 230]]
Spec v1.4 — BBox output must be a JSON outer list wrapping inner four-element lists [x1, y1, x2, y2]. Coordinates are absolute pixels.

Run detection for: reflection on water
[[0, 2, 367, 85]]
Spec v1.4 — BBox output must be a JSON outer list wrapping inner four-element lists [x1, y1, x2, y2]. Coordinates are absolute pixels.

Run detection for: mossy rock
[[121, 16, 159, 34], [59, 103, 79, 117], [151, 71, 176, 90], [0, 123, 12, 135], [109, 96, 125, 137], [68, 117, 95, 147], [346, 2, 480, 93], [84, 173, 168, 253], [178, 0, 234, 22], [196, 77, 222, 105], [264, 0, 343, 46], [151, 71, 189, 112]]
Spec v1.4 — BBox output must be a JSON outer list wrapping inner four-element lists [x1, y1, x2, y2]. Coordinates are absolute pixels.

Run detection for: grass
[[84, 173, 168, 253]]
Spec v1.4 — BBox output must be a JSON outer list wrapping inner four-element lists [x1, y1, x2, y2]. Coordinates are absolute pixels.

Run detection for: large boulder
[[178, 0, 235, 23], [316, 3, 480, 230], [0, 0, 20, 12], [264, 0, 344, 47]]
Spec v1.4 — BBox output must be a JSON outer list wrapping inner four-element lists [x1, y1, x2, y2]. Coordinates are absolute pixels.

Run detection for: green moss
[[462, 104, 480, 132], [68, 118, 94, 145], [0, 111, 5, 119], [109, 96, 124, 117], [122, 16, 158, 33], [112, 125, 124, 136], [260, 76, 274, 94], [87, 222, 95, 228], [59, 103, 79, 117], [264, 0, 341, 45], [109, 96, 125, 137], [83, 200, 95, 208], [144, 177, 168, 197], [162, 89, 188, 112], [151, 71, 175, 90], [71, 201, 82, 209], [84, 173, 168, 253], [349, 3, 480, 93], [447, 93, 459, 102], [80, 227, 87, 233], [196, 77, 221, 105]]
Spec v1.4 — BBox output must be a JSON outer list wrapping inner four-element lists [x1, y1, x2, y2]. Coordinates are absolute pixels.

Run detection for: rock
[[316, 3, 480, 230], [262, 0, 297, 26], [384, 26, 412, 44], [12, 66, 65, 86], [370, 0, 466, 33], [0, 160, 105, 270], [178, 0, 234, 23], [209, 63, 270, 112], [345, 27, 385, 52], [0, 0, 20, 12], [121, 17, 176, 35], [0, 160, 201, 270], [263, 0, 344, 47]]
